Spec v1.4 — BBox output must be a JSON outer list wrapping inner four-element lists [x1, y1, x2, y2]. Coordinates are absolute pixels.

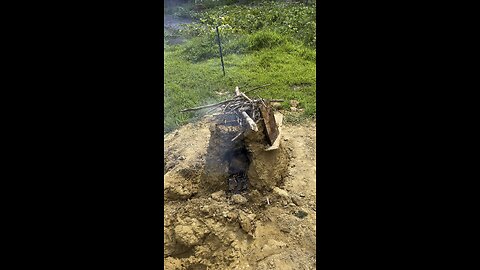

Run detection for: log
[[241, 111, 258, 132], [259, 101, 279, 145], [265, 112, 283, 151]]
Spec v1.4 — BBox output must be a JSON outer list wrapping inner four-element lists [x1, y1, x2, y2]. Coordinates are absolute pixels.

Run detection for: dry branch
[[242, 111, 258, 131], [231, 131, 243, 142], [243, 84, 272, 95], [241, 93, 252, 102], [180, 97, 241, 112]]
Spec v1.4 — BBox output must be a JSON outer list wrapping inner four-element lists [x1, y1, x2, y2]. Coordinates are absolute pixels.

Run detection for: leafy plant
[[247, 30, 286, 51], [185, 1, 316, 47]]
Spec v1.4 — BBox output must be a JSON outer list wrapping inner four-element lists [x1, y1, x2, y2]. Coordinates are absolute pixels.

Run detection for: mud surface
[[164, 117, 316, 269]]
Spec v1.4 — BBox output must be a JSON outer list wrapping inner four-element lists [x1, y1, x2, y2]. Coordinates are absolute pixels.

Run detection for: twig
[[243, 84, 272, 95], [260, 99, 266, 107], [180, 97, 242, 112], [205, 106, 220, 115], [231, 131, 243, 141], [241, 93, 252, 102]]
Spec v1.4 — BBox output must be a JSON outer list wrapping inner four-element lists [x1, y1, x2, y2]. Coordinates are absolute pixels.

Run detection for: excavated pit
[[164, 117, 317, 270], [201, 114, 289, 195]]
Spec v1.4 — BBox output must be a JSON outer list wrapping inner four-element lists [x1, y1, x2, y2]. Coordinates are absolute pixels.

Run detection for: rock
[[174, 225, 201, 247], [290, 107, 298, 112], [291, 194, 303, 206], [272, 187, 291, 206], [164, 257, 183, 270], [271, 102, 282, 109], [279, 224, 291, 233], [290, 100, 299, 108], [227, 211, 238, 221], [173, 218, 209, 247], [294, 210, 308, 219], [211, 190, 225, 201], [164, 175, 194, 201], [267, 239, 287, 249], [273, 187, 290, 199], [231, 194, 248, 205], [247, 189, 262, 204], [260, 239, 287, 261], [199, 205, 211, 214], [238, 211, 254, 234]]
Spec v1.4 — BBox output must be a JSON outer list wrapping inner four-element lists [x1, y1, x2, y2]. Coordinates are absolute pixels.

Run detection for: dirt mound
[[164, 117, 316, 269]]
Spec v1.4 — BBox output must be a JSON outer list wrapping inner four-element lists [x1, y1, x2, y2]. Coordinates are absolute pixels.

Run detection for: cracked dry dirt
[[164, 117, 316, 270]]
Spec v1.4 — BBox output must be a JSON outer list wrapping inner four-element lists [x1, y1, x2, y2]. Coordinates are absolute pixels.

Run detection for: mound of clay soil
[[164, 117, 317, 270]]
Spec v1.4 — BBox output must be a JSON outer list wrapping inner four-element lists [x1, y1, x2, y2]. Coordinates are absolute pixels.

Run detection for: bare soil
[[164, 116, 316, 270]]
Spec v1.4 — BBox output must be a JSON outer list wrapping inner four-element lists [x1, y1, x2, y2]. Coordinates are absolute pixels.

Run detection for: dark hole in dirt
[[294, 210, 308, 219], [224, 142, 251, 194]]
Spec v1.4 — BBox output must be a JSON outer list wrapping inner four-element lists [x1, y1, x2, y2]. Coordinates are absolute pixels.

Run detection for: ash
[[227, 173, 248, 194]]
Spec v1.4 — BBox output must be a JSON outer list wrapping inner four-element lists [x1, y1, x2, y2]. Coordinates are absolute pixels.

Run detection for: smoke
[[164, 0, 191, 10]]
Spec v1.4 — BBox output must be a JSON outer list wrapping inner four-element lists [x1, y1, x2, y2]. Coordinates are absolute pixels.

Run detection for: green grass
[[164, 39, 316, 133], [164, 1, 316, 134]]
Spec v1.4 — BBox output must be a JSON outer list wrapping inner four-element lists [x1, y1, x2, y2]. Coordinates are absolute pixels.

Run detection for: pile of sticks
[[181, 85, 282, 141]]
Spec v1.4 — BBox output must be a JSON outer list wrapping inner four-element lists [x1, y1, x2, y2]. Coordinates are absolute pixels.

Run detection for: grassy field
[[164, 0, 316, 134]]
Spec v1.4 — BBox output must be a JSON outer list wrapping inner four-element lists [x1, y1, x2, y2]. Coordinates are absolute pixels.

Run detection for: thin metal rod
[[216, 26, 225, 76]]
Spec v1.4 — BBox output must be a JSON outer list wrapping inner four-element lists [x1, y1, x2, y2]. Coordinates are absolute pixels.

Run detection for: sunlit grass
[[164, 2, 316, 134], [164, 39, 316, 133]]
